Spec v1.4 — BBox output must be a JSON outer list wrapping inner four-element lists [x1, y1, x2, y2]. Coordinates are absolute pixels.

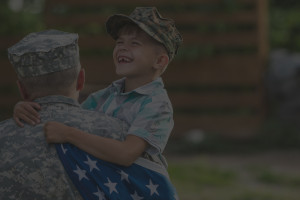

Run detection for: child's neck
[[124, 76, 157, 93]]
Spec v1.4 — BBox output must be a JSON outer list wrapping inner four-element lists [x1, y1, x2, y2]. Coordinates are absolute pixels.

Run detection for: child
[[14, 7, 182, 168], [14, 7, 183, 199]]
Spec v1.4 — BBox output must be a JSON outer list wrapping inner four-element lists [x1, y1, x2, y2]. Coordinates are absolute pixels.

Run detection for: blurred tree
[[0, 0, 45, 35], [270, 0, 300, 51]]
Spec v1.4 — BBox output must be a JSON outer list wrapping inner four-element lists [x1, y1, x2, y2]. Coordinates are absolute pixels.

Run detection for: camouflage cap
[[106, 7, 183, 61], [8, 29, 79, 77]]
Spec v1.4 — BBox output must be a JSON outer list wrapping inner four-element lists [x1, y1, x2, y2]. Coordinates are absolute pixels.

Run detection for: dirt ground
[[166, 150, 300, 200]]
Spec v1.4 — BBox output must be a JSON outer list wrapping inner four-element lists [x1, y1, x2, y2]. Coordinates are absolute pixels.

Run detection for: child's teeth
[[119, 57, 131, 62]]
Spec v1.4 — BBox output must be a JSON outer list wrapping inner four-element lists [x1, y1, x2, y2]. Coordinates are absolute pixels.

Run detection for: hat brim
[[106, 14, 164, 44], [106, 14, 139, 40]]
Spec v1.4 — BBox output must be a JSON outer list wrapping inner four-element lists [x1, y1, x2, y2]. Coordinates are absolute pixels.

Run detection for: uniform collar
[[33, 95, 80, 107], [112, 77, 164, 95]]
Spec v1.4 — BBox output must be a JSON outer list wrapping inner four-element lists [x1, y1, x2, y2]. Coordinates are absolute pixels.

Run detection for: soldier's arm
[[13, 101, 41, 127], [44, 121, 148, 167]]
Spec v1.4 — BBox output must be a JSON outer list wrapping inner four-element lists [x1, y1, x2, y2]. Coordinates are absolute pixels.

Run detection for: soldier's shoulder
[[0, 118, 16, 130]]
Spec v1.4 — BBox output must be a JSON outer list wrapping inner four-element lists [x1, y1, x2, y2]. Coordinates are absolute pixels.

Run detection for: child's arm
[[13, 101, 41, 127], [44, 121, 148, 167]]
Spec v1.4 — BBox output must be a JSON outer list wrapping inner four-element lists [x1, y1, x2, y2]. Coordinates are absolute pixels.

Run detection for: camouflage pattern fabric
[[106, 7, 183, 61], [0, 95, 128, 200], [7, 29, 79, 77]]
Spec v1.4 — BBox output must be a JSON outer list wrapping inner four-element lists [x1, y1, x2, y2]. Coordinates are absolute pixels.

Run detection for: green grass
[[247, 166, 300, 187], [232, 191, 288, 200], [167, 154, 300, 200], [168, 161, 236, 187]]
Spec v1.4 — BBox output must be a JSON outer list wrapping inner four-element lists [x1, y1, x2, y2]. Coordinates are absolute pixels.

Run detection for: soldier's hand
[[13, 101, 41, 127], [44, 121, 70, 143]]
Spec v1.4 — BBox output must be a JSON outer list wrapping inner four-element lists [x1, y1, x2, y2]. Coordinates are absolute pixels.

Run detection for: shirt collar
[[33, 95, 80, 107], [111, 77, 164, 96]]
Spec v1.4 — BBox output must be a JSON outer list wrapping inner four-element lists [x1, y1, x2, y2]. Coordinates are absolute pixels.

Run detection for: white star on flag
[[118, 170, 130, 183], [104, 178, 118, 194], [130, 191, 144, 200], [93, 187, 106, 200], [73, 165, 88, 181], [84, 155, 99, 172], [146, 179, 159, 196], [61, 144, 67, 154]]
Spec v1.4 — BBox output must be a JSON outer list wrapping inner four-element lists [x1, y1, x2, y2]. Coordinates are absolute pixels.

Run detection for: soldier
[[0, 29, 128, 200]]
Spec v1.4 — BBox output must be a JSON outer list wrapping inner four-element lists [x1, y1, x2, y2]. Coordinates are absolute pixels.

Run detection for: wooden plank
[[45, 0, 255, 6], [78, 35, 114, 49], [163, 55, 263, 85], [1, 32, 258, 58], [168, 11, 257, 25], [44, 14, 108, 28], [0, 60, 18, 84], [169, 91, 263, 108], [0, 36, 24, 50], [76, 31, 258, 49], [182, 31, 258, 46], [45, 11, 257, 28], [257, 0, 269, 61], [0, 96, 19, 107], [172, 114, 263, 138], [81, 58, 119, 84]]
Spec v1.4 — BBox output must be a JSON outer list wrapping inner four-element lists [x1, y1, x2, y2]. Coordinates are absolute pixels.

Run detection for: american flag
[[56, 143, 179, 200]]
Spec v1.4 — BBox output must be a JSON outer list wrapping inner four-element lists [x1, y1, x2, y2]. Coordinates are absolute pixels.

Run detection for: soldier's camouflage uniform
[[0, 95, 128, 200]]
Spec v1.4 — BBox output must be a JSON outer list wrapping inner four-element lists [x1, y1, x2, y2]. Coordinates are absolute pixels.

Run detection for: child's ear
[[154, 54, 169, 71]]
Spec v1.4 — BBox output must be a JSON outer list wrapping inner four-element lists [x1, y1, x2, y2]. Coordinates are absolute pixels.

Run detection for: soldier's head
[[8, 29, 84, 100]]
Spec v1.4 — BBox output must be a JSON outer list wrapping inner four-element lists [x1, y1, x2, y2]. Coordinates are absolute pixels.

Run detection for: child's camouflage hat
[[106, 7, 183, 61], [8, 29, 79, 78]]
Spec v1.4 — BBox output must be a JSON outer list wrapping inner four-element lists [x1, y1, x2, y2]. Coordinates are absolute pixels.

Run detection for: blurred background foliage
[[270, 0, 300, 51], [1, 0, 300, 50], [0, 0, 45, 36]]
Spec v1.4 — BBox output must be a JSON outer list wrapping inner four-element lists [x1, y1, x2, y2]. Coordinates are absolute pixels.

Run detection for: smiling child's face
[[112, 25, 162, 80]]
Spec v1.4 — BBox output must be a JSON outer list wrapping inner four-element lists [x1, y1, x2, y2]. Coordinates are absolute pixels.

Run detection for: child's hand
[[44, 121, 71, 143], [13, 101, 41, 127]]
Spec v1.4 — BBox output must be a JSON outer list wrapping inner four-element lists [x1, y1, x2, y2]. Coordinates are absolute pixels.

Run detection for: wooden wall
[[0, 0, 268, 138]]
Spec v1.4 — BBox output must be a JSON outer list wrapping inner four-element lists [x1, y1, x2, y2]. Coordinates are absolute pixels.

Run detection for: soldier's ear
[[16, 80, 29, 100], [76, 69, 85, 91]]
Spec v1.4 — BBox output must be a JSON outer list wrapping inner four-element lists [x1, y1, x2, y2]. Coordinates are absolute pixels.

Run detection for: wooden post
[[257, 0, 269, 63]]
